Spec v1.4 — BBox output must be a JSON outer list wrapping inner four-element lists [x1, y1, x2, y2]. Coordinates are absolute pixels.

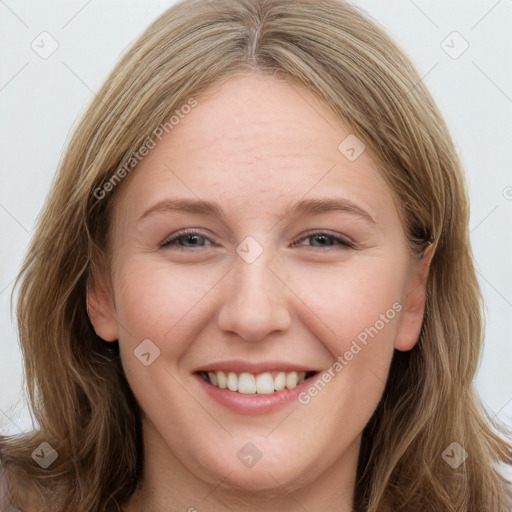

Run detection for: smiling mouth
[[197, 370, 319, 395]]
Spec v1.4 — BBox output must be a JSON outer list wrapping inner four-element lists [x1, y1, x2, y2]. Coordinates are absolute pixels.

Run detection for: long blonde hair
[[1, 0, 511, 510]]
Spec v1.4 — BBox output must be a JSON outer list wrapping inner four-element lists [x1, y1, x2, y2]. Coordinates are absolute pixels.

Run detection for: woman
[[1, 0, 511, 510]]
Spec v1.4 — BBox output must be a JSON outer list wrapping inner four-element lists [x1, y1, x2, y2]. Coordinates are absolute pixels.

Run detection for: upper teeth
[[204, 371, 308, 395]]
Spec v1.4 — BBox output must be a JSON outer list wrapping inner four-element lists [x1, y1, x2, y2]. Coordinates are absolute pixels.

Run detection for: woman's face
[[89, 74, 430, 496]]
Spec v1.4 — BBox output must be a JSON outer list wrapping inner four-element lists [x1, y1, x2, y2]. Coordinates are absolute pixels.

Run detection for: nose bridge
[[217, 242, 291, 341]]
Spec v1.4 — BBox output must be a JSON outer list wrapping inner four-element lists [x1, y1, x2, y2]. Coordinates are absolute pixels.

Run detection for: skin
[[88, 73, 432, 512]]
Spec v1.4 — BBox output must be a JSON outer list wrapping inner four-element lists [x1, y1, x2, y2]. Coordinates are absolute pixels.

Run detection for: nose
[[217, 250, 292, 342]]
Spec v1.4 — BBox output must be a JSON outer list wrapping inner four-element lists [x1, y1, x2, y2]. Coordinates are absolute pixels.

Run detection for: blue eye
[[161, 230, 353, 251], [293, 232, 353, 250], [161, 230, 214, 249]]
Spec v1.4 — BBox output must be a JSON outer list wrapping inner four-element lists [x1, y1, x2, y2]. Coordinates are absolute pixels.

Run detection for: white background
[[0, 0, 511, 439]]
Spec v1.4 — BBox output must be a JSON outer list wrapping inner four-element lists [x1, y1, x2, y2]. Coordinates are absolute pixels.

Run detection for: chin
[[189, 440, 319, 493]]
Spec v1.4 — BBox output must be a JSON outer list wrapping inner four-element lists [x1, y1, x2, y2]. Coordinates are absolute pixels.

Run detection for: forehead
[[114, 73, 399, 228]]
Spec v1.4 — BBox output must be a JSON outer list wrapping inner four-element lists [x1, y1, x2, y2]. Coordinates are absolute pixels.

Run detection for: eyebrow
[[138, 197, 376, 224]]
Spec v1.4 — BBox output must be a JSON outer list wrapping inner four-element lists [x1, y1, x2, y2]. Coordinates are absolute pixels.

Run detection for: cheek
[[280, 255, 406, 354], [281, 256, 405, 419], [112, 257, 225, 363], [113, 258, 224, 429], [288, 255, 405, 418]]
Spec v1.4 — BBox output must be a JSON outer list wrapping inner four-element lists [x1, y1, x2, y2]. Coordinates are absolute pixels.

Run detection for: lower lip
[[194, 374, 316, 415]]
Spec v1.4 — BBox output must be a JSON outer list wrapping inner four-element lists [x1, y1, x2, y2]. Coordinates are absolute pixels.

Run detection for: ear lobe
[[394, 244, 435, 352], [86, 272, 118, 343]]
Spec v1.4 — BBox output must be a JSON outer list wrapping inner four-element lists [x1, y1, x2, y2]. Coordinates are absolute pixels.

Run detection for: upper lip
[[194, 360, 320, 374]]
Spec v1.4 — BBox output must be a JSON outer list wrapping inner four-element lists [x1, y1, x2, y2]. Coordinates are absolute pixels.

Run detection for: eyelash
[[160, 229, 355, 252]]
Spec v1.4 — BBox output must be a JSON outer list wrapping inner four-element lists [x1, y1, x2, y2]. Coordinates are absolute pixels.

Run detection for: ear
[[394, 244, 435, 352], [86, 268, 118, 343]]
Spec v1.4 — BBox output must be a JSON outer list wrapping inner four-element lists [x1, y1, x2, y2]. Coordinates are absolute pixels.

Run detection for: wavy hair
[[1, 0, 511, 510]]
